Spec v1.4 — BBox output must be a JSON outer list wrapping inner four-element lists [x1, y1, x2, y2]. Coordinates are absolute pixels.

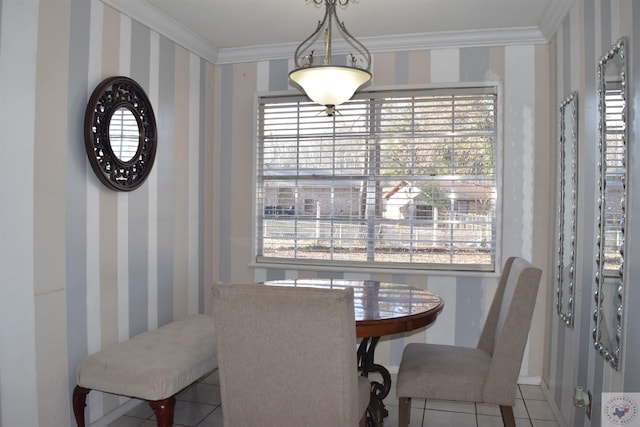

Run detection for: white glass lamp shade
[[289, 65, 371, 106]]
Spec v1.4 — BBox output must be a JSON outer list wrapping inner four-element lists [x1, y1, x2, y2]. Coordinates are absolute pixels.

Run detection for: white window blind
[[256, 87, 498, 271]]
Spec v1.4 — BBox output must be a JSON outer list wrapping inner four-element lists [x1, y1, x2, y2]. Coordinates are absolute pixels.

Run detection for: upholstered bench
[[72, 314, 217, 427]]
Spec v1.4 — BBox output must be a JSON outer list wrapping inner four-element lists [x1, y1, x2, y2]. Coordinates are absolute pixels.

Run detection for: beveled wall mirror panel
[[84, 76, 157, 191], [556, 91, 578, 328], [594, 37, 627, 370]]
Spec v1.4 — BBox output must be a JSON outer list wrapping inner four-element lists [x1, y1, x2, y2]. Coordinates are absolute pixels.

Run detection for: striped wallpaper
[[548, 1, 639, 426], [3, 0, 637, 426], [1, 0, 214, 425]]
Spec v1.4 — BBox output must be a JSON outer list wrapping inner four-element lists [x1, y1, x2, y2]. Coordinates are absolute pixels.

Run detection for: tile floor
[[107, 369, 559, 427]]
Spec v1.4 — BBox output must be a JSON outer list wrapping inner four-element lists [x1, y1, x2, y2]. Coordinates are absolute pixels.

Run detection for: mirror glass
[[594, 37, 627, 370], [109, 107, 140, 163], [556, 91, 578, 327]]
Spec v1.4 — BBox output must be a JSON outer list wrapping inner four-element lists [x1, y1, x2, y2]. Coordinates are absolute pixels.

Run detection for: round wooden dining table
[[263, 279, 444, 427]]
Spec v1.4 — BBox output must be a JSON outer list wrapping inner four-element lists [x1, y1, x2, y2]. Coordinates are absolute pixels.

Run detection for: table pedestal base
[[358, 337, 391, 427]]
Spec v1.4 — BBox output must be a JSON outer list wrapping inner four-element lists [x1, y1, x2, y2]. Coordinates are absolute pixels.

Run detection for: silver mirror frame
[[557, 91, 578, 328], [594, 37, 627, 370]]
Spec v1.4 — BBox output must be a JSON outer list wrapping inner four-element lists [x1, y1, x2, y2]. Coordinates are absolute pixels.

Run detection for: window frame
[[253, 84, 503, 274]]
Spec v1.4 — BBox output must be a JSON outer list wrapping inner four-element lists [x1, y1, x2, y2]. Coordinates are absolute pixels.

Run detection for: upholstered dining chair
[[396, 257, 542, 427], [211, 283, 370, 427]]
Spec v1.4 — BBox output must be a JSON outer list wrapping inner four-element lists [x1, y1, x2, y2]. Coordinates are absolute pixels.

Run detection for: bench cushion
[[76, 314, 217, 401]]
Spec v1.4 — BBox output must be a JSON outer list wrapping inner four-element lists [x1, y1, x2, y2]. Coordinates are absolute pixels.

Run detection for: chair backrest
[[211, 283, 361, 427], [476, 257, 542, 405]]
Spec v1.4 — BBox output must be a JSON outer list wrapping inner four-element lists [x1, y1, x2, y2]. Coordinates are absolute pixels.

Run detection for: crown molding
[[99, 0, 219, 63], [100, 0, 563, 66], [216, 27, 548, 65], [538, 0, 577, 40]]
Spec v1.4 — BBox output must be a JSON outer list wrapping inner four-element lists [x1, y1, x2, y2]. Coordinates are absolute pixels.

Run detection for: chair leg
[[398, 397, 411, 427], [499, 405, 516, 427], [72, 386, 90, 427], [149, 396, 176, 427]]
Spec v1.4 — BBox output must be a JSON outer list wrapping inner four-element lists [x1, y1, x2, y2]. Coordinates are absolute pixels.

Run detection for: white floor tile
[[124, 400, 153, 419], [408, 398, 427, 410], [385, 403, 425, 427], [477, 414, 505, 427], [476, 403, 501, 416], [531, 420, 559, 427], [109, 380, 558, 427], [426, 399, 476, 414], [196, 406, 224, 427], [515, 418, 533, 427], [525, 399, 556, 421], [177, 382, 222, 405], [520, 385, 547, 401], [514, 398, 530, 419], [106, 415, 146, 427], [423, 409, 476, 427], [150, 400, 215, 427]]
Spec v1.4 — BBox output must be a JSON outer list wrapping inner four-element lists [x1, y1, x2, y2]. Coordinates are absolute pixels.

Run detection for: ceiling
[[103, 0, 573, 63]]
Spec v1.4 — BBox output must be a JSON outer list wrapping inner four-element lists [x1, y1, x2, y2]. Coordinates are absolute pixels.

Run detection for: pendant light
[[289, 0, 371, 114]]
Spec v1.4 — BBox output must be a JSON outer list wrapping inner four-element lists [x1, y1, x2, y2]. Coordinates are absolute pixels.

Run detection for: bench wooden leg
[[149, 396, 176, 427], [72, 386, 91, 427]]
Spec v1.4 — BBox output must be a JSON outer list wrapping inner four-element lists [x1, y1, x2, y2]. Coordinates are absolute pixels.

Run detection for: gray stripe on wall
[[554, 319, 566, 413], [395, 51, 409, 84], [390, 332, 405, 366], [592, 351, 604, 422], [562, 15, 571, 91], [65, 0, 91, 418], [157, 35, 175, 326], [265, 269, 286, 281], [390, 274, 406, 284], [574, 2, 595, 424], [269, 59, 289, 91], [128, 21, 151, 337], [318, 271, 344, 280], [601, 0, 612, 48], [454, 277, 483, 346], [0, 0, 3, 36], [460, 47, 490, 82], [219, 64, 233, 282], [199, 59, 206, 313]]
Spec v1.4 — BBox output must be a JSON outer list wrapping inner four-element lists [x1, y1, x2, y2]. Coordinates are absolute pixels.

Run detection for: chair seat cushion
[[396, 343, 491, 402], [76, 314, 217, 401]]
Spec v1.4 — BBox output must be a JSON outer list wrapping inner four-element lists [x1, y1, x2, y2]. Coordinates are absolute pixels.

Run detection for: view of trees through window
[[256, 87, 498, 270]]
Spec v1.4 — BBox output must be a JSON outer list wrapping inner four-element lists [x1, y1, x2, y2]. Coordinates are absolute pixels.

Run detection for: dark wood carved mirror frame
[[84, 76, 157, 191]]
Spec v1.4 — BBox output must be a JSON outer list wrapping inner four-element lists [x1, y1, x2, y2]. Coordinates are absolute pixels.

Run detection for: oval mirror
[[84, 76, 157, 191], [594, 37, 627, 370], [556, 91, 578, 328], [109, 107, 140, 163]]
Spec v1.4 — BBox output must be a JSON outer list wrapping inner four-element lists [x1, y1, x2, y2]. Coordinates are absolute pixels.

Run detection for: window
[[256, 87, 498, 271]]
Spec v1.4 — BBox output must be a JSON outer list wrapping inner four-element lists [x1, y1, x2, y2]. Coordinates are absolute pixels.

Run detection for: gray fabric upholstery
[[397, 257, 542, 415], [76, 314, 217, 401], [211, 283, 369, 427]]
